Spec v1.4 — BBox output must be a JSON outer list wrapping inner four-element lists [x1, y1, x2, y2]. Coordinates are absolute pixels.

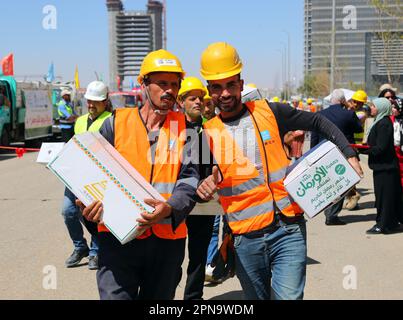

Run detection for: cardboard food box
[[284, 141, 361, 218], [36, 142, 65, 164], [47, 132, 165, 244]]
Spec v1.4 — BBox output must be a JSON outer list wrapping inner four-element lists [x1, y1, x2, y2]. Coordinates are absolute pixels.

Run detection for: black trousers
[[184, 215, 216, 300], [324, 197, 344, 220], [61, 127, 74, 143], [97, 232, 185, 300], [373, 169, 402, 229]]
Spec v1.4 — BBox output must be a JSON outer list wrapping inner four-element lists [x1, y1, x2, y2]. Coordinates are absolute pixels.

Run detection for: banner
[[46, 62, 55, 82], [74, 65, 80, 89], [23, 90, 53, 129], [1, 54, 14, 76]]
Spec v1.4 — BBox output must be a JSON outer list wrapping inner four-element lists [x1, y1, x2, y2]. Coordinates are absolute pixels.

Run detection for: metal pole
[[287, 33, 291, 101], [279, 43, 287, 98], [330, 0, 336, 92], [282, 30, 291, 101]]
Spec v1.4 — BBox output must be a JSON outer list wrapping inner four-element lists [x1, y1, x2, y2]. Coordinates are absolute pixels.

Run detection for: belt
[[239, 213, 304, 239]]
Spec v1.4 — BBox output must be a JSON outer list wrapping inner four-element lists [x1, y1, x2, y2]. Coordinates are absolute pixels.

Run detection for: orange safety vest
[[203, 100, 303, 235], [97, 108, 188, 240]]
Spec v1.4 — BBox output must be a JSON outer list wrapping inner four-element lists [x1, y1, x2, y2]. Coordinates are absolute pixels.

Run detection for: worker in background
[[307, 98, 316, 113], [197, 42, 363, 300], [177, 77, 216, 300], [57, 89, 78, 142], [202, 92, 216, 122], [311, 89, 363, 225], [79, 49, 199, 300], [62, 81, 111, 270], [345, 90, 369, 210]]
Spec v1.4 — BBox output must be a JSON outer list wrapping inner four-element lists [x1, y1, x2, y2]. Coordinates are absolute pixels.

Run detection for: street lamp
[[276, 47, 286, 95], [282, 30, 291, 100]]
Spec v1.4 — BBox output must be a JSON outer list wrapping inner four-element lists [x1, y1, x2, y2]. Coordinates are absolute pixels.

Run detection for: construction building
[[304, 0, 403, 92], [107, 0, 165, 90]]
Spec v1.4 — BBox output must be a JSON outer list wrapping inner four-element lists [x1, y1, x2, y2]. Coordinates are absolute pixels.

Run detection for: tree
[[369, 0, 402, 84]]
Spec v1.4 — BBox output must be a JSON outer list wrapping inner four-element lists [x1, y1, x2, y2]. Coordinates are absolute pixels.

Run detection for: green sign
[[335, 164, 346, 175]]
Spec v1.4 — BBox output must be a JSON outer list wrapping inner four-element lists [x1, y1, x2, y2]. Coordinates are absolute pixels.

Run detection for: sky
[[1, 0, 304, 92]]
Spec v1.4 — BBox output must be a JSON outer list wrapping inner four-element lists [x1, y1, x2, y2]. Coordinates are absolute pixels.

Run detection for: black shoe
[[88, 255, 98, 270], [325, 217, 346, 226], [65, 249, 89, 268], [366, 225, 390, 235]]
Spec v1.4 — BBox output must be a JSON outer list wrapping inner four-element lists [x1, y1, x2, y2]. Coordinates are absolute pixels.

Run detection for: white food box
[[47, 132, 165, 244], [284, 141, 361, 218], [36, 143, 65, 164]]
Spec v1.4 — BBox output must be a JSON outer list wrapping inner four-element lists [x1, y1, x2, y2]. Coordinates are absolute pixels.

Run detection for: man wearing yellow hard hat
[[196, 42, 363, 300], [202, 91, 216, 121], [81, 49, 199, 300], [177, 77, 217, 300], [345, 90, 369, 211]]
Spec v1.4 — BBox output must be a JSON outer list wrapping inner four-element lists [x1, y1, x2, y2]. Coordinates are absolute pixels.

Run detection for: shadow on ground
[[356, 188, 372, 196], [307, 257, 321, 265], [209, 290, 244, 300], [341, 213, 377, 224]]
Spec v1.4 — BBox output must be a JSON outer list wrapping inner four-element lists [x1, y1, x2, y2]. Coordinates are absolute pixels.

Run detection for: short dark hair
[[379, 88, 396, 99]]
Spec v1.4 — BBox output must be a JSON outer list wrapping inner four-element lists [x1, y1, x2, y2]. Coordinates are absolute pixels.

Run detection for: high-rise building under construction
[[304, 0, 402, 92], [107, 0, 165, 90]]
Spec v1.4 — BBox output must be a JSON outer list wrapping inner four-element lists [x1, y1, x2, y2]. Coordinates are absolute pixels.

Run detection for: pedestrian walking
[[62, 81, 112, 270], [360, 98, 402, 234], [311, 89, 363, 225]]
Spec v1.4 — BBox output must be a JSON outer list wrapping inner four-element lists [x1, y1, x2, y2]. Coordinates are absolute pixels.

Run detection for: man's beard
[[217, 96, 241, 113]]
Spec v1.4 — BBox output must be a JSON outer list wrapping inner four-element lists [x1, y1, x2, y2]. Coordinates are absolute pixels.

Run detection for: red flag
[[116, 75, 121, 91], [1, 54, 14, 76]]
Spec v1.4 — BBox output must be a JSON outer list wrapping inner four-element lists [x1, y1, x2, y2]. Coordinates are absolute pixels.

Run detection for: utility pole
[[282, 30, 291, 101], [276, 48, 286, 96], [330, 0, 336, 92], [163, 0, 167, 49]]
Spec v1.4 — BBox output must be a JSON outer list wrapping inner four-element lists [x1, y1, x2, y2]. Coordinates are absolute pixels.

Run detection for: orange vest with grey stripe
[[97, 108, 188, 240], [203, 100, 303, 235]]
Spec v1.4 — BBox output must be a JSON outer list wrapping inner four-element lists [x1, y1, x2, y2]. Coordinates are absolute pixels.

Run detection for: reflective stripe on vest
[[74, 111, 112, 135], [57, 101, 73, 119], [98, 108, 188, 240], [203, 100, 303, 235]]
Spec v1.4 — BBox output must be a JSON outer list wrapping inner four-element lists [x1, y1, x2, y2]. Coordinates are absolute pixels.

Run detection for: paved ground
[[1, 148, 403, 300]]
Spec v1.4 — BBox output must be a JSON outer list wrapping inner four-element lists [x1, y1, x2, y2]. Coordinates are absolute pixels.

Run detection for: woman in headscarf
[[361, 98, 403, 234], [379, 88, 397, 103], [391, 98, 403, 189]]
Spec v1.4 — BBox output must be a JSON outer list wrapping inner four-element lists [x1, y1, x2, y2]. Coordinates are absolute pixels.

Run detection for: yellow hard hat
[[138, 49, 185, 84], [352, 90, 368, 103], [282, 100, 287, 104], [272, 96, 280, 102], [178, 77, 207, 98], [204, 89, 212, 101], [200, 42, 243, 81], [307, 98, 313, 104], [247, 83, 257, 88]]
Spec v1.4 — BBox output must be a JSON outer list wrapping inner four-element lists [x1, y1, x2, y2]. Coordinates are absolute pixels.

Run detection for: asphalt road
[[1, 149, 403, 300]]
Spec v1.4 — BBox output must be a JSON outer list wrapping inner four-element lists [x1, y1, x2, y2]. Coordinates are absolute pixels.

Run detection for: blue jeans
[[234, 218, 307, 300], [206, 215, 221, 265], [62, 188, 99, 256]]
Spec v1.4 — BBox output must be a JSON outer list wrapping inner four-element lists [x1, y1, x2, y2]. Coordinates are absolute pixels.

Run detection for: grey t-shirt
[[223, 110, 264, 178]]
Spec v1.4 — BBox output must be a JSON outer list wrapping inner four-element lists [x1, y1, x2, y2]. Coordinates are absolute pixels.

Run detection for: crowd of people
[[55, 42, 402, 300]]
